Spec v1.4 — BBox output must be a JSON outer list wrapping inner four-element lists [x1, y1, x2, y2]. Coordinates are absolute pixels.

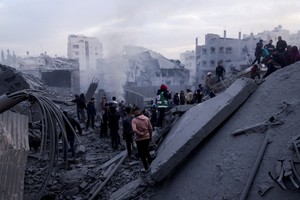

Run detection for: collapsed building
[[123, 45, 190, 109], [17, 54, 80, 93], [1, 60, 300, 200]]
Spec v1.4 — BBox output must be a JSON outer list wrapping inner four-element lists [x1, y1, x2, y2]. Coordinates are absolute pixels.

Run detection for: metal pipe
[[0, 93, 27, 114], [239, 133, 271, 200]]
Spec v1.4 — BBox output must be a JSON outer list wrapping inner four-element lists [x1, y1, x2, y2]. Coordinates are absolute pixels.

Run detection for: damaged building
[[16, 54, 80, 93], [123, 46, 190, 107]]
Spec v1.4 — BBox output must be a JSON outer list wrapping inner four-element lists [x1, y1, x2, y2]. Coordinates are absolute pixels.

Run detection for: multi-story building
[[193, 25, 300, 85], [195, 31, 258, 84], [67, 34, 103, 71]]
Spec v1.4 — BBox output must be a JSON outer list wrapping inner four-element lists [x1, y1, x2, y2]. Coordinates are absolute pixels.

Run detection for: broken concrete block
[[79, 181, 88, 190], [99, 150, 126, 170], [150, 78, 258, 182], [62, 186, 80, 197], [109, 178, 142, 200]]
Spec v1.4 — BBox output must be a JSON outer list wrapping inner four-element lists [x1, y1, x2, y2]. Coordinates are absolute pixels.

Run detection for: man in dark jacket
[[276, 36, 287, 53], [156, 84, 171, 127], [71, 94, 86, 123], [252, 39, 263, 65], [63, 111, 82, 162], [86, 97, 96, 130], [122, 106, 134, 158], [264, 39, 275, 54], [263, 57, 278, 78], [215, 61, 226, 82]]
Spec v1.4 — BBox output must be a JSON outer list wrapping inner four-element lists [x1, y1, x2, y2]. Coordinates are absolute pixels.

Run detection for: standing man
[[196, 84, 204, 103], [71, 94, 81, 121], [156, 84, 171, 127], [79, 93, 87, 123], [63, 111, 82, 162], [252, 39, 264, 65], [109, 104, 121, 151], [276, 36, 288, 53], [86, 97, 96, 130], [72, 93, 86, 123], [215, 61, 226, 82], [131, 107, 153, 172], [122, 106, 134, 158], [264, 39, 275, 54]]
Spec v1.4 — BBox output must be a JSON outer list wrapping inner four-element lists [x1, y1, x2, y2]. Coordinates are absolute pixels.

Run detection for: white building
[[246, 25, 290, 45], [192, 25, 300, 85], [67, 34, 103, 71], [180, 50, 196, 85], [195, 31, 258, 84]]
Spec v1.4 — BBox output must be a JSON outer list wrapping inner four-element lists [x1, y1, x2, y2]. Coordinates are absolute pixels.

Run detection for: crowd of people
[[250, 36, 300, 79], [65, 82, 214, 172]]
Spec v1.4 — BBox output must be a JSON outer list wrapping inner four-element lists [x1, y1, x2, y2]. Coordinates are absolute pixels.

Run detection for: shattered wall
[[41, 70, 72, 88], [0, 110, 29, 200]]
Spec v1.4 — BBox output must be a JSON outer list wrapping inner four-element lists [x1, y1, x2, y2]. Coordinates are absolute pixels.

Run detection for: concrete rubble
[[150, 78, 258, 182], [1, 62, 300, 200], [151, 62, 300, 200]]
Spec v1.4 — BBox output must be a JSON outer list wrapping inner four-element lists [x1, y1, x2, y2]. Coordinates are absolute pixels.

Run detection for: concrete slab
[[109, 178, 142, 200], [150, 78, 258, 182]]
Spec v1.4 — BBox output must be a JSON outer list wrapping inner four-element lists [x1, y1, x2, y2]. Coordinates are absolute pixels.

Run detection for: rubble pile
[[151, 62, 300, 200], [0, 64, 44, 96], [4, 61, 300, 200], [18, 87, 155, 200]]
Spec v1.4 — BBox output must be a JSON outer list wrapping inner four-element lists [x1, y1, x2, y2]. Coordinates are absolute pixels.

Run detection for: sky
[[0, 0, 300, 60]]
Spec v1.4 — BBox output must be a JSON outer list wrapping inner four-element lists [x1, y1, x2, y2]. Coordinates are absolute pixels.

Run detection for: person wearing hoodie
[[131, 107, 153, 172], [156, 84, 171, 127]]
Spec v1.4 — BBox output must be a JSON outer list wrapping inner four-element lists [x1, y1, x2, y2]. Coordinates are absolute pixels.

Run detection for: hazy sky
[[1, 0, 299, 59]]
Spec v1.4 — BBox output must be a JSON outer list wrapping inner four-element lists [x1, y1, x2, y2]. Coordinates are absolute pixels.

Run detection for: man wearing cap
[[131, 107, 153, 172], [156, 84, 171, 127]]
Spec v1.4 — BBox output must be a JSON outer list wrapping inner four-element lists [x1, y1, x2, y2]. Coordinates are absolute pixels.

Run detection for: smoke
[[80, 28, 142, 102]]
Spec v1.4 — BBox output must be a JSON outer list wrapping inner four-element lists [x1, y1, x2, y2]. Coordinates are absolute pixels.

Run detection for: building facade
[[192, 25, 300, 85], [67, 34, 103, 71], [195, 31, 258, 85]]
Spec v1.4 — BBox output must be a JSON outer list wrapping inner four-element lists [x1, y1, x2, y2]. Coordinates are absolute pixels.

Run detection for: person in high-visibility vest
[[156, 84, 171, 127]]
